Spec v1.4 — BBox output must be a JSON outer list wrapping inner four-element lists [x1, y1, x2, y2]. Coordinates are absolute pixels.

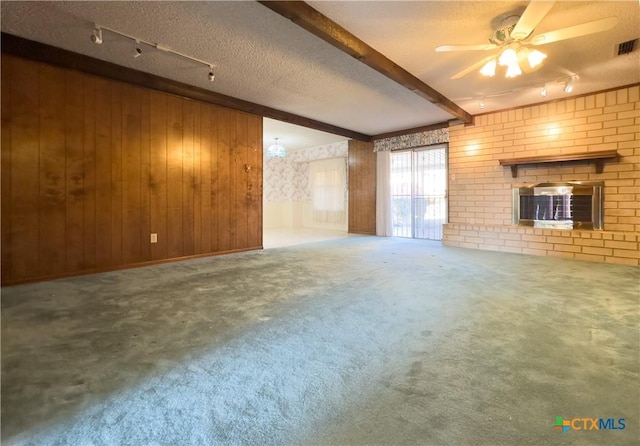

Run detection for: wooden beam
[[258, 1, 473, 124], [1, 33, 371, 142]]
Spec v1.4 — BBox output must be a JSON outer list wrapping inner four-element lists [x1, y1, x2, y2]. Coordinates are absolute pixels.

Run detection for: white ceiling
[[2, 1, 639, 148], [263, 118, 346, 151]]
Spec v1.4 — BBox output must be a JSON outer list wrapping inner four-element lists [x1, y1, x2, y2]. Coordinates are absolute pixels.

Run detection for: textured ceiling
[[1, 1, 639, 148], [310, 1, 640, 114]]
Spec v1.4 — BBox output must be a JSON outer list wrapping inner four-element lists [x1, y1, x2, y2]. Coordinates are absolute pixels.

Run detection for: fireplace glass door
[[391, 146, 447, 240]]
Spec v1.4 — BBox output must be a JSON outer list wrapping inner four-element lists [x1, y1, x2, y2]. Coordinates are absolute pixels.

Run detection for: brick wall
[[444, 85, 640, 266]]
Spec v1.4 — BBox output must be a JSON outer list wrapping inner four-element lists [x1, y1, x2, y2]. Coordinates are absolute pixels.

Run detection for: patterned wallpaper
[[264, 141, 348, 202], [373, 128, 449, 152]]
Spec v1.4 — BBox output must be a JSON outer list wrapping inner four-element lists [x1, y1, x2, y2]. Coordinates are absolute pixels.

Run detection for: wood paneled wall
[[348, 140, 376, 235], [1, 55, 262, 285]]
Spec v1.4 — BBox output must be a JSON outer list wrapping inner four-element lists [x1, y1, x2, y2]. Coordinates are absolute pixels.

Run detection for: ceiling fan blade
[[530, 16, 619, 45], [511, 0, 556, 40], [436, 44, 497, 52], [450, 55, 496, 80]]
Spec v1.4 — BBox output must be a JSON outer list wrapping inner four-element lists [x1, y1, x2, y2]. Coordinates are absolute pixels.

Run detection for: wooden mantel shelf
[[498, 150, 619, 178]]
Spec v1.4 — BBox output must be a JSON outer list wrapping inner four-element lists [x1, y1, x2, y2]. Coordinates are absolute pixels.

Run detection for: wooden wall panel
[[199, 103, 213, 254], [217, 110, 233, 252], [192, 102, 203, 255], [94, 77, 113, 269], [149, 92, 168, 262], [11, 57, 41, 280], [64, 70, 86, 273], [39, 64, 67, 277], [121, 83, 143, 265], [235, 114, 249, 250], [166, 95, 184, 259], [7, 53, 37, 278], [82, 75, 97, 270], [1, 55, 13, 281], [348, 140, 376, 235], [139, 89, 152, 263], [1, 54, 263, 285], [182, 99, 196, 256], [110, 82, 124, 267], [208, 107, 220, 253], [246, 115, 262, 248]]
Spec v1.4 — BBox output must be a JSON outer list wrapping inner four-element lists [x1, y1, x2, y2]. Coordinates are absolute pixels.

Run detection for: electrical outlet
[[150, 233, 158, 244]]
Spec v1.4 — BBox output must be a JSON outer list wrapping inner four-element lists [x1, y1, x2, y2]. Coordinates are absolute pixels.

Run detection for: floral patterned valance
[[373, 128, 449, 152]]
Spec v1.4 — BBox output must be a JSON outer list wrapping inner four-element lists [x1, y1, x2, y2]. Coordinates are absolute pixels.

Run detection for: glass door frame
[[390, 144, 448, 240]]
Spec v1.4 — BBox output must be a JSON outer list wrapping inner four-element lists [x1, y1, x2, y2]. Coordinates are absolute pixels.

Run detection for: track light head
[[134, 41, 142, 58], [563, 79, 574, 93], [208, 67, 215, 82], [90, 27, 103, 45], [540, 86, 548, 97]]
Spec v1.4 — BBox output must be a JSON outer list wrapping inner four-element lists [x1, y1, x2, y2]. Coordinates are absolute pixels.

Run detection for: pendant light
[[266, 138, 287, 158]]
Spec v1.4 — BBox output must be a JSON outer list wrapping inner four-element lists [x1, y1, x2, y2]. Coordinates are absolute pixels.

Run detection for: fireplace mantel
[[498, 150, 619, 178]]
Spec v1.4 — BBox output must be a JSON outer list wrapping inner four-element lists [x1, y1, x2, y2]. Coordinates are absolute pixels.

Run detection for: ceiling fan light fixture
[[505, 62, 522, 78], [479, 59, 497, 77], [527, 49, 547, 69], [498, 48, 518, 66], [497, 48, 522, 78]]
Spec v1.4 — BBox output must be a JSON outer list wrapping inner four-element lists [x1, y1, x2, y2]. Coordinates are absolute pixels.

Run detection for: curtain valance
[[373, 128, 449, 152]]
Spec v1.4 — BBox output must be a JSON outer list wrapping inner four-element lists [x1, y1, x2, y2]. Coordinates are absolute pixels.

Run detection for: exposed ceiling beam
[[258, 1, 473, 125], [1, 33, 372, 142]]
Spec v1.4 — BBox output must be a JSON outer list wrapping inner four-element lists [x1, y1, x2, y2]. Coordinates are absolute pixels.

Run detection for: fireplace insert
[[512, 181, 604, 230]]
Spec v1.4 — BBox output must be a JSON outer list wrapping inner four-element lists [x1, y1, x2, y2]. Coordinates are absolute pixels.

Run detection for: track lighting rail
[[92, 24, 215, 81]]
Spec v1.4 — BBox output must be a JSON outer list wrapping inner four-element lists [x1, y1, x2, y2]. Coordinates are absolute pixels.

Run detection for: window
[[310, 158, 347, 225]]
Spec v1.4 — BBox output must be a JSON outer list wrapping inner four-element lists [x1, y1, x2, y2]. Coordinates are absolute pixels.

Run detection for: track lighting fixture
[[563, 78, 574, 93], [90, 24, 216, 82], [134, 40, 142, 58], [90, 27, 103, 45], [461, 73, 580, 108]]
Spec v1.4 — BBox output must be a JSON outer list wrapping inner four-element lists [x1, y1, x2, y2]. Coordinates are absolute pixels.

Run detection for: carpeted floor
[[1, 236, 639, 445]]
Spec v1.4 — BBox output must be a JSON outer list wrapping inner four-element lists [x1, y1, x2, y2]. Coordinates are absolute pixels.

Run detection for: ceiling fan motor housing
[[489, 15, 521, 45]]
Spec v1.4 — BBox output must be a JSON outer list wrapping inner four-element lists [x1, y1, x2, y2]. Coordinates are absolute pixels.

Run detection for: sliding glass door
[[391, 145, 447, 240]]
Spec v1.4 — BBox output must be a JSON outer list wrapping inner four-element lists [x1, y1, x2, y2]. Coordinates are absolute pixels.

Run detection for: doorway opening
[[390, 145, 447, 240], [262, 118, 350, 248]]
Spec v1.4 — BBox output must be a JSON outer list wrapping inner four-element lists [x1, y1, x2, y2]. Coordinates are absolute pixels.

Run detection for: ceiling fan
[[436, 0, 619, 79]]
